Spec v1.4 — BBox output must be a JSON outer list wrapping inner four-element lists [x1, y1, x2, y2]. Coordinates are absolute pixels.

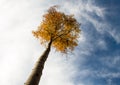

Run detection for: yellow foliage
[[32, 6, 81, 53]]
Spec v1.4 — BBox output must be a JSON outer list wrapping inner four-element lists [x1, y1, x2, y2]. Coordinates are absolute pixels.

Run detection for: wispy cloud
[[100, 55, 120, 69]]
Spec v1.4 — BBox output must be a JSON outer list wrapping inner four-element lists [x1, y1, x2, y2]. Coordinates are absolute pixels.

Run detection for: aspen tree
[[24, 6, 80, 85]]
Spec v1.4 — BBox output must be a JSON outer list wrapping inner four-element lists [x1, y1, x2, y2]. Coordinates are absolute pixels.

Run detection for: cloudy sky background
[[0, 0, 120, 85]]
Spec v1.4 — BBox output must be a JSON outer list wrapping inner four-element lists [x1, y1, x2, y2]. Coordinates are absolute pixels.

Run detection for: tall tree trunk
[[24, 40, 52, 85]]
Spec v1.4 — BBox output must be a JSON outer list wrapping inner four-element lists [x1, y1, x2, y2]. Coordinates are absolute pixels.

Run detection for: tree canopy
[[32, 6, 81, 53]]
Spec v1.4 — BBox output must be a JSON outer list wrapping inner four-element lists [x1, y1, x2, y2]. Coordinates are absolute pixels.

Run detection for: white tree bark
[[24, 40, 52, 85]]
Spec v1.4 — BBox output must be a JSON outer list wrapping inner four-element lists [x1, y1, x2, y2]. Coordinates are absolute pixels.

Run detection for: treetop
[[32, 6, 81, 53]]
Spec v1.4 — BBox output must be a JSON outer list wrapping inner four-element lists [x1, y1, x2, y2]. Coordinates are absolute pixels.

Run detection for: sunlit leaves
[[33, 6, 81, 53]]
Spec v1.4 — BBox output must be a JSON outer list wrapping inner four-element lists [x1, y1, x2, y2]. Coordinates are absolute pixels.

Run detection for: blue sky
[[0, 0, 120, 85], [73, 0, 120, 85]]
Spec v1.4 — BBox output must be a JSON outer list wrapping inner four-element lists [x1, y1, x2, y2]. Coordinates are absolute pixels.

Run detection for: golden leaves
[[33, 6, 81, 53]]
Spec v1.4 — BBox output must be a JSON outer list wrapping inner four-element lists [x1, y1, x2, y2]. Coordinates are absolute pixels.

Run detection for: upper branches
[[32, 6, 81, 53]]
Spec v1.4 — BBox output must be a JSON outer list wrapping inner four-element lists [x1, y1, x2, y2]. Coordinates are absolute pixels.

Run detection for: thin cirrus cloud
[[61, 0, 120, 85], [0, 0, 120, 85]]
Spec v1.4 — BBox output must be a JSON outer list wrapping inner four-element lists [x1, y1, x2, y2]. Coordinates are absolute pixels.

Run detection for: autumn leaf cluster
[[33, 6, 80, 53]]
